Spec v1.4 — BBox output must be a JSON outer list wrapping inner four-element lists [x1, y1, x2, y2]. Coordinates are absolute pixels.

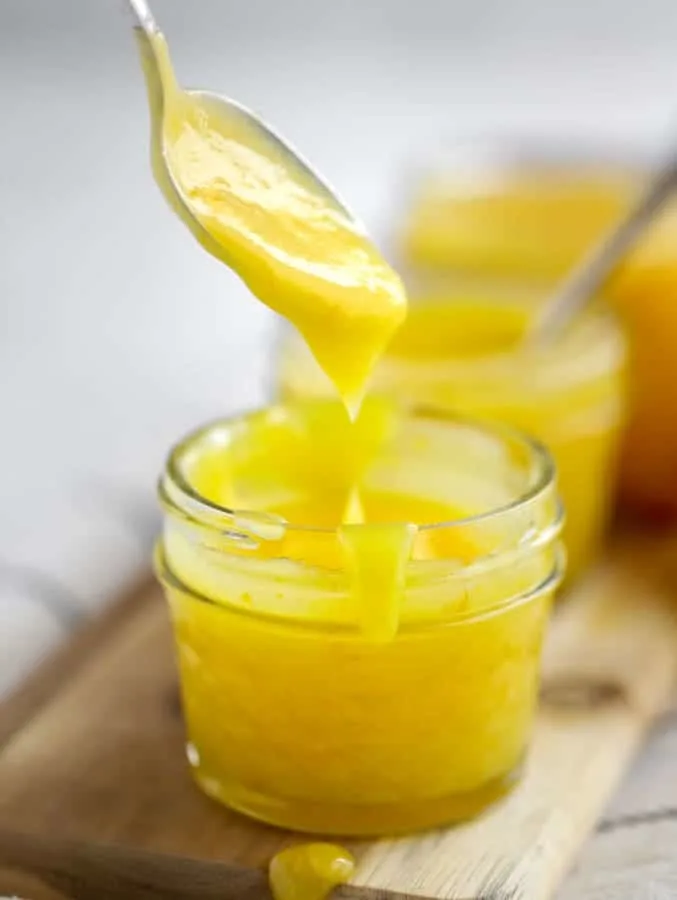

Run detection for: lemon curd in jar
[[399, 145, 677, 515], [400, 148, 645, 277], [278, 290, 625, 583], [156, 398, 562, 835]]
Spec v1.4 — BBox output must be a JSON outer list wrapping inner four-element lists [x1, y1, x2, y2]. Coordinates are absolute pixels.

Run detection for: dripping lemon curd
[[149, 32, 406, 414], [278, 291, 625, 582]]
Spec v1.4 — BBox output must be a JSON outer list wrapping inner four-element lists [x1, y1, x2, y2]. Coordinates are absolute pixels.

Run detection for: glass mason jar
[[397, 136, 650, 278], [397, 136, 673, 517], [156, 398, 563, 836], [278, 287, 625, 584]]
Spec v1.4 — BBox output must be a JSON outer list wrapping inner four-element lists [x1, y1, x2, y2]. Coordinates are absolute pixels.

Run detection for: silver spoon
[[531, 154, 677, 343], [123, 0, 365, 267]]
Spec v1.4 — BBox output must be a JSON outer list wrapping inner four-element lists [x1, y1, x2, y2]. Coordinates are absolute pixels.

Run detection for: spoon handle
[[532, 155, 677, 343], [124, 0, 160, 37], [0, 828, 266, 900]]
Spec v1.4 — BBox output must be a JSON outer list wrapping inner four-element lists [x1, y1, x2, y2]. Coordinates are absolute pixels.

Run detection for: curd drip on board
[[269, 844, 355, 900]]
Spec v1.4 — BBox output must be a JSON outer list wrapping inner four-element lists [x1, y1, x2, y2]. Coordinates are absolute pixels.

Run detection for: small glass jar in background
[[398, 137, 647, 278], [156, 399, 563, 835], [278, 286, 625, 584], [397, 136, 677, 518]]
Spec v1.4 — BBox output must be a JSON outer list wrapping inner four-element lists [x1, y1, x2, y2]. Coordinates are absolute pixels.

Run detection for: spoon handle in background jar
[[531, 154, 677, 344]]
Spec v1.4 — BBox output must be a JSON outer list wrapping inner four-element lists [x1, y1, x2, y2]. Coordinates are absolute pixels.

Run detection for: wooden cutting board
[[1, 529, 677, 900]]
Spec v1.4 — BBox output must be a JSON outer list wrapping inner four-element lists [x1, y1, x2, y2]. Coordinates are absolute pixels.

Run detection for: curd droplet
[[269, 844, 355, 900]]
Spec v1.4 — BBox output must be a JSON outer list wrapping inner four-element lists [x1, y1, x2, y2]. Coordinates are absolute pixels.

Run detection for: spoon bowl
[[125, 0, 364, 268]]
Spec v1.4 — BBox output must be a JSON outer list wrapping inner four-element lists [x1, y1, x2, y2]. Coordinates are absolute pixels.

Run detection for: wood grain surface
[[1, 530, 677, 900]]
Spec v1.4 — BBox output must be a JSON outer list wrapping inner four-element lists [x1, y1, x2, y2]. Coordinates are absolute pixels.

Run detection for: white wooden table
[[559, 704, 677, 898]]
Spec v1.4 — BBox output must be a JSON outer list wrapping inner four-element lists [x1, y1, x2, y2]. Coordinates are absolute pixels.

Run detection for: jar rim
[[382, 292, 625, 389], [155, 538, 565, 633], [160, 399, 557, 537], [403, 132, 658, 188]]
